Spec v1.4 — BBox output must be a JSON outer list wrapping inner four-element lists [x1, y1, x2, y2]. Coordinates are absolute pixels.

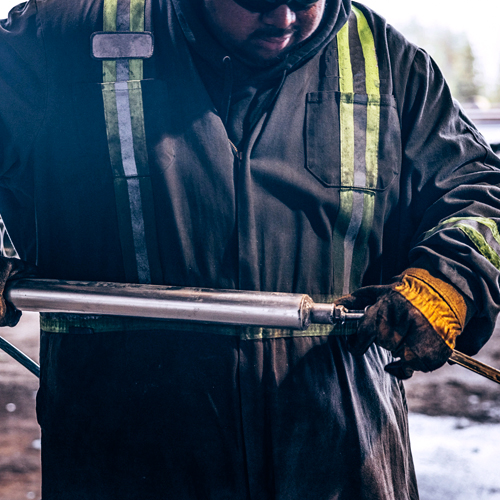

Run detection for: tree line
[[402, 20, 500, 107]]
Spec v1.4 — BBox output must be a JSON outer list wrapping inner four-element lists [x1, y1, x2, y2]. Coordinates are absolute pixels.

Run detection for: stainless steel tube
[[5, 279, 500, 385], [6, 279, 317, 329]]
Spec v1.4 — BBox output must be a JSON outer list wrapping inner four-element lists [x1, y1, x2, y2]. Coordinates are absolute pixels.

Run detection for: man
[[0, 0, 499, 498]]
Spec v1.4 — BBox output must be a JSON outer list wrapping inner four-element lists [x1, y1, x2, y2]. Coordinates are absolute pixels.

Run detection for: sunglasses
[[232, 0, 320, 13]]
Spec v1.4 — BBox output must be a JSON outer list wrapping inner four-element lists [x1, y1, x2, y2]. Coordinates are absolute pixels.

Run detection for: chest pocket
[[306, 91, 400, 190], [305, 6, 400, 191]]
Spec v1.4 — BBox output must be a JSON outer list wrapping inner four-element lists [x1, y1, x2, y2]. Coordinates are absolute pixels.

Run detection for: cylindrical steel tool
[[2, 279, 499, 384], [5, 279, 365, 329]]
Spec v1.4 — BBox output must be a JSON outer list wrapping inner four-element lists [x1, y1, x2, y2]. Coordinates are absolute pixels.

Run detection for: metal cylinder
[[6, 279, 316, 329]]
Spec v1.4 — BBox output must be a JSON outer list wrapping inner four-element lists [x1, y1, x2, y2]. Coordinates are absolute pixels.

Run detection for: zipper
[[229, 140, 244, 164]]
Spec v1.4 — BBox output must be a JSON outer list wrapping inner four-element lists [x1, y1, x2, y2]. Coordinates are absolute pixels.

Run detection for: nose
[[261, 5, 296, 29]]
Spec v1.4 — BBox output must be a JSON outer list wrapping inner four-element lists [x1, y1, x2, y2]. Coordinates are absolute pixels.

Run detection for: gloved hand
[[0, 257, 37, 327], [335, 268, 468, 379]]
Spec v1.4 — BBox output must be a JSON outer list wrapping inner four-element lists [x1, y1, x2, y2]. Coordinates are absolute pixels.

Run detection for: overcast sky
[[0, 0, 499, 86]]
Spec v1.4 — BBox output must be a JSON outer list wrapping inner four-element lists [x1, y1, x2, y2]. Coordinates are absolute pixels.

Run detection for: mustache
[[250, 26, 296, 39]]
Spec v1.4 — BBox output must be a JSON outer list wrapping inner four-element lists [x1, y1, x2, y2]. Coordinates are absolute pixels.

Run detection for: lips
[[254, 33, 293, 51]]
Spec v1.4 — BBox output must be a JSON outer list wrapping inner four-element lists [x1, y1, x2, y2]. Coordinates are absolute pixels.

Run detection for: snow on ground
[[409, 413, 500, 500]]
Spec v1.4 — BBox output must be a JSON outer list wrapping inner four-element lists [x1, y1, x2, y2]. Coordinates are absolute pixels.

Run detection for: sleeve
[[0, 0, 46, 261], [396, 43, 500, 355]]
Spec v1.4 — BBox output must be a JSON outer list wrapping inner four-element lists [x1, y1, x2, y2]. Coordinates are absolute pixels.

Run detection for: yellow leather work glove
[[0, 257, 37, 327], [335, 268, 468, 379]]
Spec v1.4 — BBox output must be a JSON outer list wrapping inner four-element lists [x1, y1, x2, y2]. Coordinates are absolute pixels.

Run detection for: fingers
[[385, 343, 440, 379], [347, 302, 379, 355], [348, 291, 409, 356], [384, 359, 415, 380], [0, 258, 37, 328], [345, 283, 455, 378], [0, 303, 22, 328], [335, 284, 394, 310]]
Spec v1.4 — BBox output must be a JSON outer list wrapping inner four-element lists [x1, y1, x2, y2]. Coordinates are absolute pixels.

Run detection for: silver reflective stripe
[[343, 191, 365, 295], [116, 59, 130, 81], [113, 79, 151, 283], [127, 178, 151, 283], [115, 80, 138, 176], [116, 0, 130, 31]]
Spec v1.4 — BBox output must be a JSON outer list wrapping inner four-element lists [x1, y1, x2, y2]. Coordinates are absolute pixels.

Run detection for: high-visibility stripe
[[337, 22, 353, 94], [333, 21, 354, 297], [103, 0, 117, 30], [343, 190, 365, 290], [40, 314, 360, 338], [333, 7, 380, 297], [101, 0, 162, 284], [130, 0, 145, 30], [354, 7, 379, 95], [455, 224, 500, 270], [129, 0, 144, 79], [425, 217, 500, 270], [127, 80, 149, 174], [103, 0, 118, 82], [354, 7, 380, 188], [426, 216, 500, 245], [349, 6, 380, 291]]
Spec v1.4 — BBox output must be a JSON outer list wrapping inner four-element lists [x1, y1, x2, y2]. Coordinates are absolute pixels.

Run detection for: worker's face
[[202, 0, 327, 66]]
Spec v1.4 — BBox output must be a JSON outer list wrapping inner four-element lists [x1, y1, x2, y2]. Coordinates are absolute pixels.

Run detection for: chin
[[240, 46, 293, 68]]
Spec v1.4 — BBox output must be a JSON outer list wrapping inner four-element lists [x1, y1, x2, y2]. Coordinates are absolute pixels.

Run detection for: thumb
[[384, 359, 415, 380], [335, 284, 394, 310]]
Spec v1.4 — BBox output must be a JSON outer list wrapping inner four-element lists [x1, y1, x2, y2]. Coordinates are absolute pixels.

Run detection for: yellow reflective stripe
[[337, 22, 353, 93], [427, 216, 500, 246], [365, 95, 380, 188], [352, 6, 379, 94], [350, 7, 379, 291], [128, 80, 149, 174], [339, 94, 355, 186], [334, 10, 381, 295], [337, 22, 355, 185], [423, 217, 500, 270], [353, 5, 380, 190], [129, 0, 145, 79], [130, 0, 145, 30], [103, 0, 118, 82], [103, 0, 117, 30], [128, 59, 143, 80], [103, 61, 117, 83], [40, 315, 358, 338], [333, 21, 355, 295], [455, 224, 500, 270], [101, 83, 122, 175], [333, 189, 353, 296]]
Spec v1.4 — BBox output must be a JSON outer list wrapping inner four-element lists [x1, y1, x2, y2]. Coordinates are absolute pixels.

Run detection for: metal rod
[[3, 279, 500, 385], [0, 335, 40, 377], [448, 350, 500, 385], [5, 279, 365, 329]]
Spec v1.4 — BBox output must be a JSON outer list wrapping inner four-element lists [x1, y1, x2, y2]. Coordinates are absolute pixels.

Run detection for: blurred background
[[369, 0, 500, 151], [0, 0, 499, 499]]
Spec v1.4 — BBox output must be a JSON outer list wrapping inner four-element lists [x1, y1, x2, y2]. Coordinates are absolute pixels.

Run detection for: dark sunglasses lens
[[293, 0, 319, 7], [233, 0, 278, 12], [233, 0, 319, 12]]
